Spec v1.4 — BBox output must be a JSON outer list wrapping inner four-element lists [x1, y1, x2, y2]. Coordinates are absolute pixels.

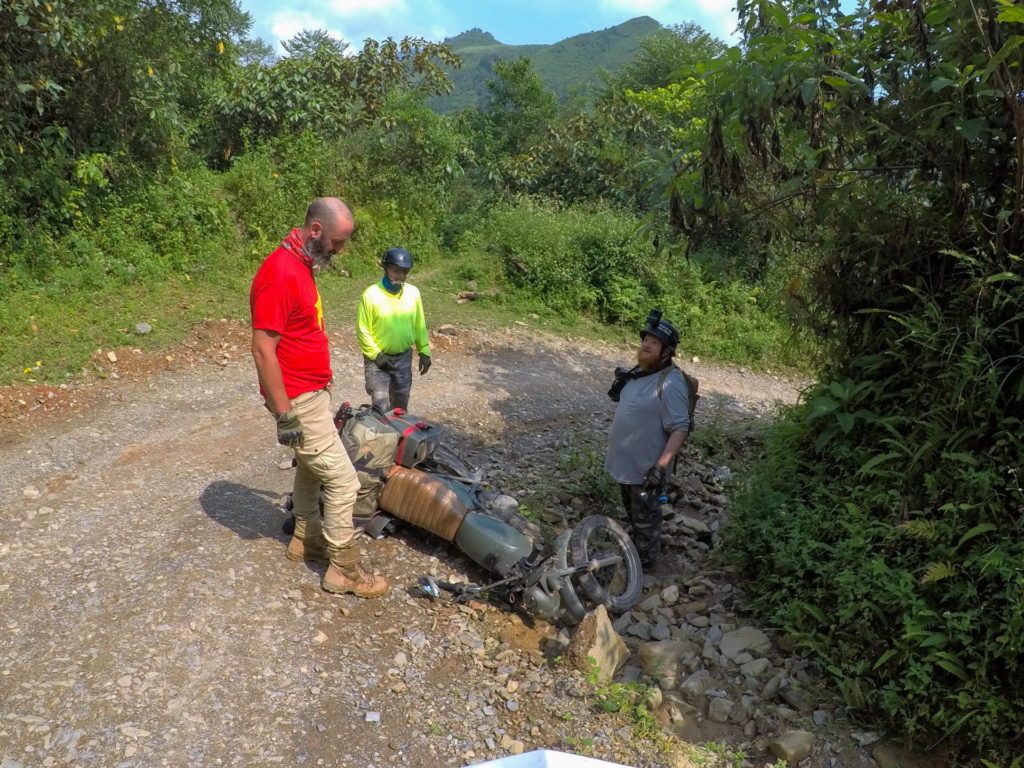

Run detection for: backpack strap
[[656, 366, 674, 398], [657, 365, 699, 433]]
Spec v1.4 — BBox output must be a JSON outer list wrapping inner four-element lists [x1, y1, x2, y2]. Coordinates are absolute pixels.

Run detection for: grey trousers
[[363, 348, 413, 412]]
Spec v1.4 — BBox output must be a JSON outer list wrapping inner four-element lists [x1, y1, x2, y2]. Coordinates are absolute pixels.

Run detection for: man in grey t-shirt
[[605, 310, 690, 566]]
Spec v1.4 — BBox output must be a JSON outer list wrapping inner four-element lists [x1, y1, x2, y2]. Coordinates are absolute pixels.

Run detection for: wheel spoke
[[568, 515, 643, 613]]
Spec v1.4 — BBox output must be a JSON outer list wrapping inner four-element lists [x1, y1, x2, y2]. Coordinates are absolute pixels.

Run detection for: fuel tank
[[454, 512, 533, 577]]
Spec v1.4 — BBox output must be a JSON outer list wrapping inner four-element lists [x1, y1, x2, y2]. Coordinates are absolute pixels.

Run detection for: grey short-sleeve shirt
[[604, 367, 690, 485]]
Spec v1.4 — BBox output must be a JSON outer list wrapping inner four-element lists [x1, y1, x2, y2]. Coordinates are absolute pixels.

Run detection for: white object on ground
[[471, 749, 634, 768]]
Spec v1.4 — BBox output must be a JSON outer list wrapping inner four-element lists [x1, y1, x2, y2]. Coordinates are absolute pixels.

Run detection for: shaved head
[[302, 197, 354, 274], [305, 197, 353, 231]]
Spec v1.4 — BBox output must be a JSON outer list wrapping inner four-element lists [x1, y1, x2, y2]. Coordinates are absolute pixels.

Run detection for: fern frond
[[899, 519, 940, 541], [921, 561, 957, 584]]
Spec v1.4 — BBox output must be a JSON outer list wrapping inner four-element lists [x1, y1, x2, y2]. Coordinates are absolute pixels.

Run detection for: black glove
[[374, 353, 396, 372], [418, 354, 431, 376], [643, 463, 666, 493], [608, 366, 632, 402], [276, 410, 304, 447]]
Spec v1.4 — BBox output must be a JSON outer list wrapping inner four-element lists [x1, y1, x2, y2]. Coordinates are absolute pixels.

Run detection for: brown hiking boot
[[286, 535, 328, 563], [286, 517, 328, 563], [323, 563, 389, 598]]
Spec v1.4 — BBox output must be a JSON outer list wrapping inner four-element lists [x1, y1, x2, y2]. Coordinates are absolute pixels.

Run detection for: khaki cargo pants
[[270, 388, 360, 554]]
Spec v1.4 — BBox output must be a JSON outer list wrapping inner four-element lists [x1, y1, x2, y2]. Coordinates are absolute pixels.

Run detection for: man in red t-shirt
[[250, 197, 388, 598]]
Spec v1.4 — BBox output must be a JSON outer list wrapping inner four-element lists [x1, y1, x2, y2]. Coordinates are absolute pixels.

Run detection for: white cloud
[[413, 0, 461, 42], [417, 24, 451, 43], [598, 0, 674, 12], [268, 10, 349, 52], [695, 0, 734, 11], [263, 0, 418, 53], [694, 0, 739, 38], [270, 10, 318, 41], [327, 0, 408, 16]]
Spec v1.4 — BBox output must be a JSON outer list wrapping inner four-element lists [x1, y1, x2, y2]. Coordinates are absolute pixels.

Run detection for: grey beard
[[306, 238, 333, 275]]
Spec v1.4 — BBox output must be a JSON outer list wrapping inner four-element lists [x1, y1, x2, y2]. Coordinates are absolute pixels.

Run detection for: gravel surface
[[0, 320, 806, 768]]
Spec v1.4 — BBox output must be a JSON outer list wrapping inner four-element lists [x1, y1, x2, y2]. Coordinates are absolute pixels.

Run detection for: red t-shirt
[[249, 237, 332, 398]]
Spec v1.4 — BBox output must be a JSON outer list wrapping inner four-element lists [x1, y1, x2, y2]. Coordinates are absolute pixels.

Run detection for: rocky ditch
[[424, 413, 920, 768]]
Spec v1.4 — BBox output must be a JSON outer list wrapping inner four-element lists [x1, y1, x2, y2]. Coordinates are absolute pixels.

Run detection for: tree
[[593, 23, 740, 260], [1, 0, 253, 218], [236, 36, 276, 67], [600, 22, 727, 94], [281, 29, 349, 59], [207, 34, 460, 160], [495, 100, 668, 211], [481, 57, 559, 160]]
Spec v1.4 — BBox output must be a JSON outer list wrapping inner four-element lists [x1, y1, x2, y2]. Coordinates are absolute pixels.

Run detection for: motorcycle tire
[[281, 493, 296, 535], [568, 515, 643, 614]]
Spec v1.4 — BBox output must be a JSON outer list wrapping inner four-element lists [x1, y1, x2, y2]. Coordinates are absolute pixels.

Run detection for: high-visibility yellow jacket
[[357, 280, 430, 360]]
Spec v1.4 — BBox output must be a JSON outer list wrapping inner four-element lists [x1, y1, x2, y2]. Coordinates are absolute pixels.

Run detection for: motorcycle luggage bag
[[384, 409, 442, 468], [340, 407, 399, 477], [378, 466, 467, 540]]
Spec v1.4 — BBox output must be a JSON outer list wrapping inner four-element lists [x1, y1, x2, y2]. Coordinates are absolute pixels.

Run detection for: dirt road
[[0, 321, 802, 768]]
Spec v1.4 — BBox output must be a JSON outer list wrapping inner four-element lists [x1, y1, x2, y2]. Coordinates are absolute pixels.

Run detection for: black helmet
[[640, 309, 679, 353], [382, 247, 413, 269]]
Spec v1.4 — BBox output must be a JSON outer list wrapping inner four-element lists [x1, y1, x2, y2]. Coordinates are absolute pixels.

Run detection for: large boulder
[[769, 730, 815, 764], [638, 639, 701, 680], [565, 605, 630, 684]]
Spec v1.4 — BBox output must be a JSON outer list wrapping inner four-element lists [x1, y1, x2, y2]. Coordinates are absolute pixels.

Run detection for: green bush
[[727, 260, 1024, 762], [221, 148, 306, 257], [0, 165, 248, 382], [2, 166, 237, 293], [465, 197, 650, 320], [458, 197, 807, 369], [222, 112, 458, 268]]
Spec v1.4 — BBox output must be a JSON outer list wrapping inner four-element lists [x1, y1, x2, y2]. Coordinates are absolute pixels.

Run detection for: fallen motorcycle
[[284, 403, 644, 625]]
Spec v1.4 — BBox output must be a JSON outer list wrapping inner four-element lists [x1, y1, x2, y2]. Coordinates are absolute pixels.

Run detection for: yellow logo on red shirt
[[315, 287, 323, 329]]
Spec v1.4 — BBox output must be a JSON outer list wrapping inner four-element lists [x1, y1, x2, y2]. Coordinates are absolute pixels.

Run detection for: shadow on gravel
[[199, 480, 288, 542], [470, 345, 616, 427]]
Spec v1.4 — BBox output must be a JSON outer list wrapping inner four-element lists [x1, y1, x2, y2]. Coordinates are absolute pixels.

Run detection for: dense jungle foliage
[[1, 0, 1022, 762], [708, 1, 1024, 763]]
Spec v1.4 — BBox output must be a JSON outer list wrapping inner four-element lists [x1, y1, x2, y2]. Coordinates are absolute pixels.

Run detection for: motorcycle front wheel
[[567, 515, 643, 614]]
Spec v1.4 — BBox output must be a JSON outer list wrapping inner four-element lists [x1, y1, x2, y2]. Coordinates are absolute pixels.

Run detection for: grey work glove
[[374, 353, 397, 372], [418, 354, 431, 376], [276, 409, 304, 447]]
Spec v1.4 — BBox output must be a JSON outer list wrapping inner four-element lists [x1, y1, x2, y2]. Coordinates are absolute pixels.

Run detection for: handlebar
[[416, 549, 624, 603]]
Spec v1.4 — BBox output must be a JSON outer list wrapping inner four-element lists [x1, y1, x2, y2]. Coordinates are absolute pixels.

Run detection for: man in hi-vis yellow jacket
[[356, 247, 430, 412]]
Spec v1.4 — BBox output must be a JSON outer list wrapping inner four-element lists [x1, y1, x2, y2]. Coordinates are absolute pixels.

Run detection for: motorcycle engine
[[520, 584, 561, 621]]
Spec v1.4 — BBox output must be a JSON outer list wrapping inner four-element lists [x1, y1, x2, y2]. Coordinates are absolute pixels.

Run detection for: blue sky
[[235, 0, 740, 56]]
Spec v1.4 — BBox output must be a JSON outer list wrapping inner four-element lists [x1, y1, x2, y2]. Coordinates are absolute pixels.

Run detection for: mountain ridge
[[428, 16, 663, 113]]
